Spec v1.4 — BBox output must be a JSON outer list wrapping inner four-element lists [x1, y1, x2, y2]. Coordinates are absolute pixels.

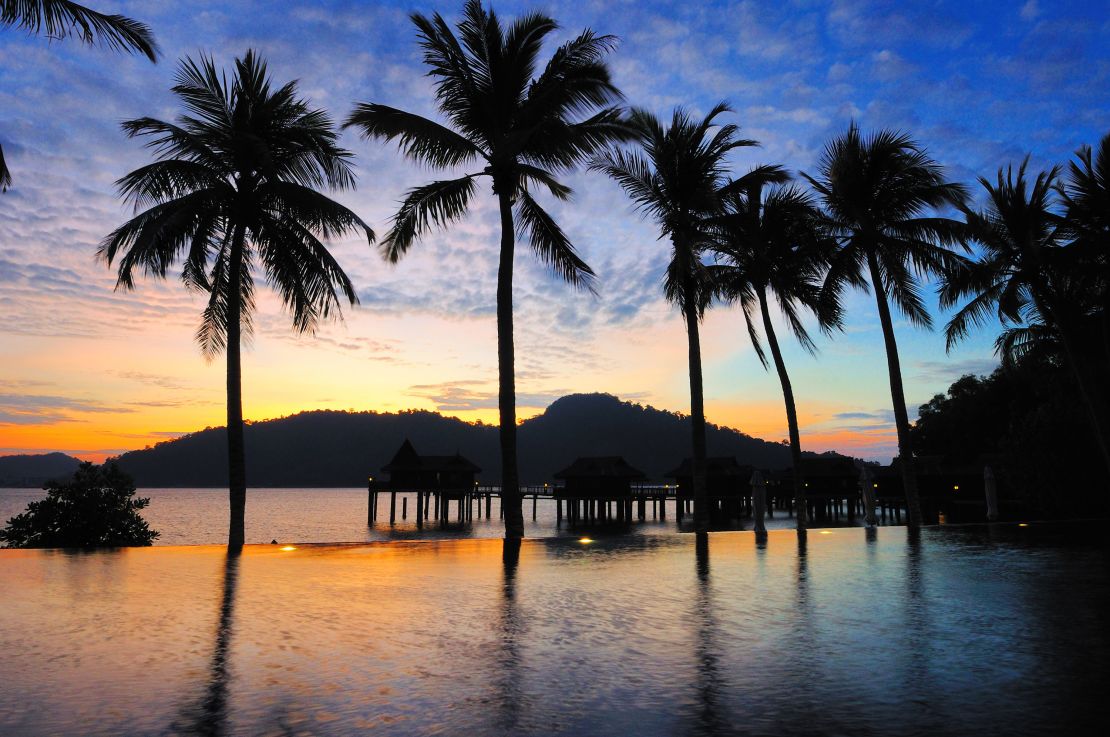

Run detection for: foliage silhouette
[[806, 124, 968, 528], [941, 157, 1110, 477], [591, 104, 756, 532], [345, 0, 629, 538], [707, 166, 841, 530], [0, 0, 158, 191], [100, 50, 373, 549], [911, 354, 1109, 518], [0, 461, 158, 548]]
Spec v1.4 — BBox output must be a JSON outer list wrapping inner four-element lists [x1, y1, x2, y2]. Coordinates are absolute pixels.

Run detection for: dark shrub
[[1, 462, 159, 548]]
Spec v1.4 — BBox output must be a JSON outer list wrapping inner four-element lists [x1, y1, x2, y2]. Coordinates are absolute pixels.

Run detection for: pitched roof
[[381, 439, 481, 473], [553, 456, 646, 480], [664, 457, 753, 478]]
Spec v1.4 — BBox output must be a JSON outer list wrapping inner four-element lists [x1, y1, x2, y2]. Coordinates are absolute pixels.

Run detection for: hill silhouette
[[0, 452, 82, 487], [104, 393, 841, 487]]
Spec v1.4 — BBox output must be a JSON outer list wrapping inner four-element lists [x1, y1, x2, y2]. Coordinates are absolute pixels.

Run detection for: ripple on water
[[0, 522, 1106, 736]]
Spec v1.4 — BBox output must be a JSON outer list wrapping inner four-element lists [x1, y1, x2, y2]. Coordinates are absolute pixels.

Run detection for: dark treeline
[[913, 353, 1110, 519], [110, 393, 819, 488], [4, 1, 1108, 546]]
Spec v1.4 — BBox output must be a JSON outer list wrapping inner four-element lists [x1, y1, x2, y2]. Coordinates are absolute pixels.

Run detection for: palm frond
[[515, 189, 596, 292], [0, 142, 10, 192], [2, 0, 159, 60], [345, 103, 485, 168], [382, 175, 477, 262]]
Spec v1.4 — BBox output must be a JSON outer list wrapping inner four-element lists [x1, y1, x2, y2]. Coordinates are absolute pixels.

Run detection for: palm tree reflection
[[172, 551, 240, 737], [495, 538, 526, 732], [691, 532, 727, 736]]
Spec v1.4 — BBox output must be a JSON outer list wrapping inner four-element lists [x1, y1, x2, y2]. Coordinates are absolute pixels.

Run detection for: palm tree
[[805, 124, 968, 528], [1, 0, 158, 191], [100, 51, 373, 549], [707, 166, 841, 531], [942, 158, 1110, 476], [592, 104, 756, 532], [345, 0, 628, 539], [1060, 133, 1110, 362]]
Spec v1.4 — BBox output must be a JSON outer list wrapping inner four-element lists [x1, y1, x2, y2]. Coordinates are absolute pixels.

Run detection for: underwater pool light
[[579, 537, 594, 544], [280, 545, 297, 551]]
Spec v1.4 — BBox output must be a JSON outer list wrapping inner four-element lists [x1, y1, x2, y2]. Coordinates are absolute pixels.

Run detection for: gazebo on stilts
[[369, 439, 482, 527]]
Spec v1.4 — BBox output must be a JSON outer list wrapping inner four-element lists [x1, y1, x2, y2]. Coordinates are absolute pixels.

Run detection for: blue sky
[[1, 0, 1108, 462]]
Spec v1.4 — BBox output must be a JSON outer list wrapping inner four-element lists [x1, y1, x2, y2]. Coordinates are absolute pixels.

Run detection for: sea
[[0, 486, 866, 545]]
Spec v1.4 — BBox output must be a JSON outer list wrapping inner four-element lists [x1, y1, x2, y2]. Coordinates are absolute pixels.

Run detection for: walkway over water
[[1, 522, 1105, 736]]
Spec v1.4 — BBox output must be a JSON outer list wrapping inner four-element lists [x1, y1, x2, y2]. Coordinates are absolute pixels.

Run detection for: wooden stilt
[[389, 490, 397, 525]]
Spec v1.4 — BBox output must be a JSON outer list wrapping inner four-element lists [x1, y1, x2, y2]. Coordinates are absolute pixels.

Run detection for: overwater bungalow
[[554, 456, 645, 497], [380, 438, 481, 492], [772, 456, 861, 521], [665, 457, 754, 518], [370, 439, 482, 525], [553, 456, 646, 524]]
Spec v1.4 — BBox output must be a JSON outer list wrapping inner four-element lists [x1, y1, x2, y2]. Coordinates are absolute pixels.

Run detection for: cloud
[[407, 380, 567, 413], [0, 392, 133, 425], [913, 358, 997, 383]]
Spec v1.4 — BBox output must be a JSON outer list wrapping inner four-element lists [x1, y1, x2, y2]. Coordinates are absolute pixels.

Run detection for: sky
[[1, 0, 1108, 464]]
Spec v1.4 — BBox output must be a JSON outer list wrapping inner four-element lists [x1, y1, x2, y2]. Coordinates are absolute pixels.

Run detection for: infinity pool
[[1, 523, 1106, 736]]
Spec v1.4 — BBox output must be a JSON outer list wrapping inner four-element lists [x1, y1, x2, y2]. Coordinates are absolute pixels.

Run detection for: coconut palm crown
[[943, 156, 1110, 477], [707, 165, 841, 531], [591, 104, 757, 532], [345, 0, 629, 539], [100, 50, 373, 549], [1, 0, 159, 191], [806, 124, 968, 528]]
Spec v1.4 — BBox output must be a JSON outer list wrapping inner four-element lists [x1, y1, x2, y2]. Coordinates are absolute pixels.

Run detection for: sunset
[[4, 0, 1089, 462], [1, 1, 1108, 735]]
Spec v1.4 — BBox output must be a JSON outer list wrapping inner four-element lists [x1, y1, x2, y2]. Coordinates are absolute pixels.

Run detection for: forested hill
[[110, 393, 833, 487], [0, 452, 82, 487]]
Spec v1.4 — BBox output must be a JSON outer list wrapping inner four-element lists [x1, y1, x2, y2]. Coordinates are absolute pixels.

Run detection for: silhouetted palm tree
[[345, 0, 627, 539], [708, 166, 841, 531], [942, 158, 1110, 476], [1, 0, 158, 191], [1060, 132, 1110, 361], [100, 51, 373, 549], [806, 125, 967, 528], [592, 104, 756, 532]]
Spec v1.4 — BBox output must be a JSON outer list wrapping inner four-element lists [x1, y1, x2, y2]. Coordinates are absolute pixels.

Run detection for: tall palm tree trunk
[[866, 251, 923, 528], [226, 226, 247, 549], [683, 277, 709, 533], [757, 288, 807, 531], [497, 189, 524, 539]]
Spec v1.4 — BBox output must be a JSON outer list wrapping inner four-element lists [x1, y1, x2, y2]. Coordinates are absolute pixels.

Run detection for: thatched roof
[[381, 439, 481, 473], [554, 456, 646, 480], [665, 457, 752, 478]]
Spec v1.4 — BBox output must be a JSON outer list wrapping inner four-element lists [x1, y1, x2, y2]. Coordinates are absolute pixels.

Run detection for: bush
[[0, 462, 160, 548]]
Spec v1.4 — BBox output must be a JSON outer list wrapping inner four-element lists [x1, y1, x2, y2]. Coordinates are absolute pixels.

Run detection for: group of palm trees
[[5, 1, 1107, 549]]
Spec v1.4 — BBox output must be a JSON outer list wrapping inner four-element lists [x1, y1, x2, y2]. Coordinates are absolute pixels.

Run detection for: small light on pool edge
[[280, 545, 297, 551], [579, 537, 593, 544], [818, 530, 832, 535], [1018, 523, 1029, 528]]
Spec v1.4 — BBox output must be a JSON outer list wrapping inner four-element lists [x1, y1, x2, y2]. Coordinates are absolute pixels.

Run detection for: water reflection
[[495, 538, 526, 733], [900, 526, 940, 733], [690, 533, 728, 736], [172, 552, 240, 737], [2, 524, 1108, 737]]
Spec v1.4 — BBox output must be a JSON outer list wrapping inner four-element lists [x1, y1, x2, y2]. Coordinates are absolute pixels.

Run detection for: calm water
[[0, 487, 884, 545], [1, 523, 1106, 736]]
